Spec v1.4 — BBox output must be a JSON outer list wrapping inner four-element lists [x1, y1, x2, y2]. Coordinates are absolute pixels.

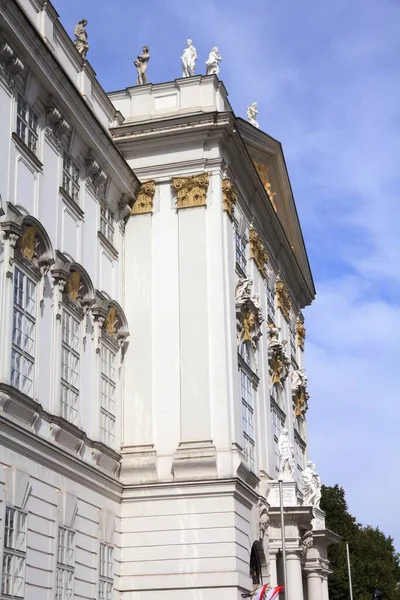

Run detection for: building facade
[[0, 1, 338, 600]]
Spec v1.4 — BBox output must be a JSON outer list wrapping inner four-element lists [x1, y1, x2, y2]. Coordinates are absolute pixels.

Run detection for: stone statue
[[205, 47, 222, 76], [247, 102, 259, 128], [252, 293, 263, 323], [236, 277, 253, 305], [301, 461, 322, 508], [301, 530, 314, 554], [258, 500, 269, 541], [74, 19, 89, 59], [268, 324, 281, 348], [292, 368, 308, 391], [181, 39, 197, 77], [278, 428, 295, 481], [134, 46, 150, 85]]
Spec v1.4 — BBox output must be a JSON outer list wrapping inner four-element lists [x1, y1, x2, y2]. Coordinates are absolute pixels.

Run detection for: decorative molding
[[253, 161, 277, 211], [45, 105, 71, 148], [99, 509, 116, 545], [20, 225, 37, 260], [12, 133, 43, 171], [222, 177, 237, 218], [268, 324, 290, 386], [276, 278, 292, 321], [131, 180, 156, 215], [57, 491, 78, 529], [249, 227, 269, 278], [0, 38, 24, 87], [65, 271, 81, 301], [3, 468, 31, 509], [236, 278, 264, 373], [85, 158, 107, 200], [172, 173, 209, 209], [296, 318, 306, 350], [258, 499, 269, 541], [59, 186, 85, 220]]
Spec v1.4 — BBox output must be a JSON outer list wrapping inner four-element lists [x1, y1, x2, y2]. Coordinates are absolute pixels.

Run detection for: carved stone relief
[[131, 180, 156, 215], [222, 177, 237, 218], [236, 277, 264, 371], [249, 227, 269, 278], [268, 324, 290, 386], [172, 173, 209, 209], [296, 318, 306, 351], [276, 278, 291, 322]]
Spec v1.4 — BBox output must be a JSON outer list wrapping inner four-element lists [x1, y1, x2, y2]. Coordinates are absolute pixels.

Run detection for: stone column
[[286, 551, 304, 600], [306, 570, 322, 600], [269, 549, 278, 587], [321, 574, 329, 600]]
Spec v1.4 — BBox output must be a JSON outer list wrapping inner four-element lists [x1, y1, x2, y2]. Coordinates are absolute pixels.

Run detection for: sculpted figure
[[268, 324, 281, 348], [74, 19, 89, 59], [302, 461, 322, 508], [278, 428, 295, 481], [247, 102, 259, 128], [258, 500, 269, 541], [205, 47, 222, 75], [292, 368, 308, 391], [181, 39, 197, 77], [236, 277, 253, 305], [135, 46, 150, 85]]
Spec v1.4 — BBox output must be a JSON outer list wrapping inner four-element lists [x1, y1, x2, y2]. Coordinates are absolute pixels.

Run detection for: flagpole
[[278, 479, 288, 599], [345, 542, 354, 600]]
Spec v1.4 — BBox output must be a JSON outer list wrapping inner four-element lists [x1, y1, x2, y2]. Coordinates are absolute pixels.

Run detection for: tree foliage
[[321, 485, 400, 600]]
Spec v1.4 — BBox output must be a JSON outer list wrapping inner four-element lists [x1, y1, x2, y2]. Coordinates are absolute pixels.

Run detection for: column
[[321, 574, 329, 600], [269, 549, 278, 587], [286, 551, 304, 600], [306, 570, 322, 600]]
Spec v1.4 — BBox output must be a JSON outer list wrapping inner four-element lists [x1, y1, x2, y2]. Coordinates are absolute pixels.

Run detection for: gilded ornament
[[242, 311, 255, 342], [20, 226, 37, 260], [222, 177, 237, 218], [294, 388, 308, 418], [296, 319, 306, 350], [172, 173, 209, 209], [66, 271, 81, 301], [253, 161, 277, 211], [131, 180, 156, 215], [276, 279, 291, 321], [249, 228, 269, 278], [105, 306, 117, 336], [272, 354, 284, 385]]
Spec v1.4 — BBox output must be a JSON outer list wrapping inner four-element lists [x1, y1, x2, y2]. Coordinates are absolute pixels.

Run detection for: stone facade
[[0, 1, 338, 600]]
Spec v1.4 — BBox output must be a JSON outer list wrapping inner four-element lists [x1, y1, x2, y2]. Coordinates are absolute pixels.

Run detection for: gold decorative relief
[[131, 180, 156, 215], [222, 178, 237, 218], [249, 228, 269, 278], [66, 271, 81, 301], [105, 306, 117, 336], [254, 161, 277, 211], [172, 173, 209, 209], [296, 319, 306, 350], [294, 388, 309, 418], [276, 279, 291, 321], [271, 354, 284, 385], [20, 226, 37, 260], [242, 311, 256, 342]]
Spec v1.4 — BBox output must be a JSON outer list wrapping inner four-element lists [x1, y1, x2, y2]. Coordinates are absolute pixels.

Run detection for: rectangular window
[[266, 282, 276, 323], [271, 404, 285, 477], [100, 205, 115, 245], [56, 527, 74, 600], [235, 229, 247, 273], [62, 152, 80, 204], [289, 322, 296, 360], [99, 543, 113, 600], [100, 343, 116, 447], [61, 310, 80, 425], [1, 506, 27, 598], [241, 369, 255, 471], [11, 267, 36, 396], [16, 93, 39, 155], [294, 434, 306, 475]]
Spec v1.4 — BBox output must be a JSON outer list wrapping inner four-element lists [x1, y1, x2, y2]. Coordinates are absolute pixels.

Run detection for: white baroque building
[[0, 1, 339, 600]]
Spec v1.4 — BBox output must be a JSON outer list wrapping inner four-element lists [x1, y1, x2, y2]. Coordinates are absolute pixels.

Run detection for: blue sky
[[53, 0, 400, 548]]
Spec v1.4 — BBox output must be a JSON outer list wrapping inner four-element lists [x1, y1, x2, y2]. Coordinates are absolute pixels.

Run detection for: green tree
[[321, 485, 400, 600]]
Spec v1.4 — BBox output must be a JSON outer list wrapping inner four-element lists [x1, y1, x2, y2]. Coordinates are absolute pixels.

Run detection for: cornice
[[0, 0, 139, 197]]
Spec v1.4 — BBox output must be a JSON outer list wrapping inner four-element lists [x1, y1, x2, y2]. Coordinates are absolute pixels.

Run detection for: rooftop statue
[[74, 19, 89, 59], [181, 39, 197, 77], [302, 461, 322, 508], [247, 102, 259, 128], [134, 46, 150, 85], [205, 47, 222, 76]]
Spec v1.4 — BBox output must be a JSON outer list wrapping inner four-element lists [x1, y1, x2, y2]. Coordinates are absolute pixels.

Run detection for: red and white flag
[[254, 585, 285, 600]]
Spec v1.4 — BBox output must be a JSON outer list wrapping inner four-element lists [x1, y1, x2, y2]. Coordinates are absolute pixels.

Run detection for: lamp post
[[278, 479, 288, 599]]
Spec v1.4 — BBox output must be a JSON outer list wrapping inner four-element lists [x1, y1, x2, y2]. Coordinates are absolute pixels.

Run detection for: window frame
[[239, 365, 256, 472], [271, 401, 286, 478], [60, 307, 81, 425], [235, 228, 247, 275], [99, 339, 117, 448], [11, 264, 37, 397], [294, 432, 306, 476], [99, 542, 114, 600], [61, 151, 80, 205], [55, 526, 75, 600], [1, 506, 27, 599], [100, 204, 115, 246], [16, 93, 39, 156]]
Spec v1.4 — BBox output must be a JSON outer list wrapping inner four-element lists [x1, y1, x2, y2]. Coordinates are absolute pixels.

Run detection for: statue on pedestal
[[181, 39, 197, 77], [301, 461, 322, 508], [236, 277, 253, 306], [247, 102, 259, 128], [74, 19, 89, 59], [134, 46, 150, 85], [292, 367, 309, 418], [205, 47, 222, 75], [278, 428, 295, 481]]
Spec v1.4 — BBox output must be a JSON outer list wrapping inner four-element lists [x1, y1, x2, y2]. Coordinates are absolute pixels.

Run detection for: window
[[16, 93, 39, 155], [100, 205, 115, 245], [61, 309, 80, 424], [11, 267, 36, 396], [56, 528, 74, 600], [266, 281, 276, 323], [2, 506, 27, 598], [235, 229, 247, 273], [62, 152, 80, 203], [99, 543, 113, 600], [100, 343, 116, 447], [289, 322, 296, 360], [271, 404, 285, 477], [294, 434, 305, 475], [241, 369, 255, 471]]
